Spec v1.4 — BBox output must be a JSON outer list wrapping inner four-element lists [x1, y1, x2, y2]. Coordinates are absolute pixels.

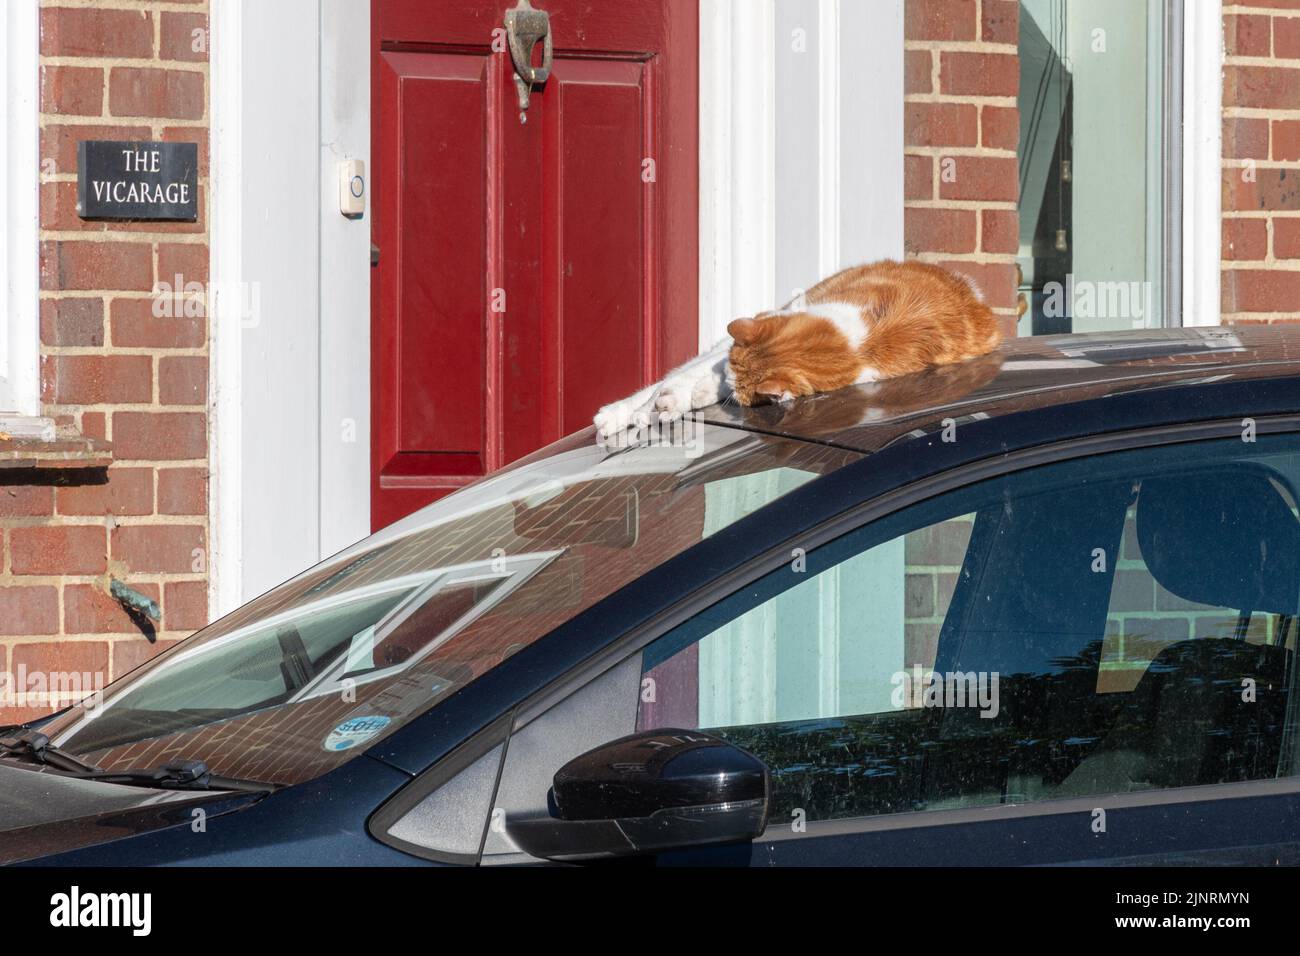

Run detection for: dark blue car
[[5, 325, 1300, 866]]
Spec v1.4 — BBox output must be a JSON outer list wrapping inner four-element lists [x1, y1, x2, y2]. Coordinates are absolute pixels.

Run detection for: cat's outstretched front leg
[[593, 339, 733, 438], [593, 381, 660, 440], [652, 341, 731, 423]]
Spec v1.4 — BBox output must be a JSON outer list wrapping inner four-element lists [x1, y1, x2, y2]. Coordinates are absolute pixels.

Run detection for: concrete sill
[[0, 417, 112, 471]]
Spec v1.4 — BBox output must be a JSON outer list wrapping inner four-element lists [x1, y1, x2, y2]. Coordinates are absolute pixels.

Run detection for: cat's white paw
[[594, 401, 635, 439], [653, 379, 694, 423], [595, 395, 657, 441], [691, 373, 724, 408]]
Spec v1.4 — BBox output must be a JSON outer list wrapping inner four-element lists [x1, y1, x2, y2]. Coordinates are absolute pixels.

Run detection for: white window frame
[[0, 0, 40, 419], [1181, 0, 1223, 327]]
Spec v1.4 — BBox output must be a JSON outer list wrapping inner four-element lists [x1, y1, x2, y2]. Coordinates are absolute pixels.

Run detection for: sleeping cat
[[594, 259, 1002, 438]]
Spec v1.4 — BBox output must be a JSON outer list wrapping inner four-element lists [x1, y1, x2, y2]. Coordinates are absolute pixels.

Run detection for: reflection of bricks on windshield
[[68, 442, 855, 786]]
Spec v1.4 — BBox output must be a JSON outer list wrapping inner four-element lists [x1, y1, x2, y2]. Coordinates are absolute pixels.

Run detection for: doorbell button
[[339, 159, 366, 217]]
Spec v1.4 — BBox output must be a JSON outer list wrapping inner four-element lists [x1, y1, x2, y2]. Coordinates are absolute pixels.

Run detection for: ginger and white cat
[[594, 259, 1002, 438]]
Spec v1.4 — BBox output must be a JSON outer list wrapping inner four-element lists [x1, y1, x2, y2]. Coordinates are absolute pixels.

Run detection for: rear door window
[[639, 433, 1300, 824]]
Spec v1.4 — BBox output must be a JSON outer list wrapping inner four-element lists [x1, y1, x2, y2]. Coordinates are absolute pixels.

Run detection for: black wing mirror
[[505, 729, 771, 861]]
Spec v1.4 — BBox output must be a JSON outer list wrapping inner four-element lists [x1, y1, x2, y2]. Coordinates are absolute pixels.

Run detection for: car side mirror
[[505, 728, 771, 862]]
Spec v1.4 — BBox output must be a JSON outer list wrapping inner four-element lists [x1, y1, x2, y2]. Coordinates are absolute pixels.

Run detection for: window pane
[[640, 435, 1300, 824], [1017, 0, 1171, 333]]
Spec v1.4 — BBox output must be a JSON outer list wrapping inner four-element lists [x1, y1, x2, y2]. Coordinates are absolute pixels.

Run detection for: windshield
[[37, 424, 858, 785]]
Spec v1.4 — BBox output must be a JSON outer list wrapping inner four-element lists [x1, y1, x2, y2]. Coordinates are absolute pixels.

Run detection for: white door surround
[[210, 0, 371, 616], [699, 0, 906, 349]]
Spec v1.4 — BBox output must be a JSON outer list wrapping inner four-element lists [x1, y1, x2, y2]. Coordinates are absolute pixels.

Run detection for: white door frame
[[1181, 0, 1223, 327], [210, 0, 371, 617], [699, 0, 904, 348]]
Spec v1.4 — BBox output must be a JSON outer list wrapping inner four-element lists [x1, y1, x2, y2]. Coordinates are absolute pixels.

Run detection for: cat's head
[[726, 312, 861, 406]]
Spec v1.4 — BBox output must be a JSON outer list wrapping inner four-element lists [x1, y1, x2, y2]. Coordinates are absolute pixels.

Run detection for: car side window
[[638, 433, 1300, 827]]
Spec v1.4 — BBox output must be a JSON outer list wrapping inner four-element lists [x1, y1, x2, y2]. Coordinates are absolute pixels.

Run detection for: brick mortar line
[[1225, 60, 1300, 71], [40, 290, 206, 298], [1224, 321, 1300, 327], [903, 41, 1019, 54], [42, 347, 208, 357], [917, 252, 1016, 264], [42, 404, 210, 413], [905, 93, 1019, 107], [41, 0, 209, 9], [0, 518, 207, 529], [1224, 4, 1300, 16], [38, 232, 209, 243], [1223, 107, 1300, 118], [0, 635, 173, 646], [1222, 159, 1300, 167], [903, 146, 1018, 158], [1223, 260, 1300, 269], [91, 461, 210, 468], [906, 199, 1019, 211], [41, 57, 208, 71], [40, 116, 209, 127], [1223, 210, 1300, 217], [0, 572, 206, 584]]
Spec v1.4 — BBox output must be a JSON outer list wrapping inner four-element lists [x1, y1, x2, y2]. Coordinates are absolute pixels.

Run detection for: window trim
[[500, 415, 1300, 849], [756, 773, 1300, 847], [0, 0, 39, 418], [1180, 0, 1223, 328]]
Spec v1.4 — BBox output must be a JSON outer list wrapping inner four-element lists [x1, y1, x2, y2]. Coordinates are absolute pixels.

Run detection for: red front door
[[371, 0, 698, 530]]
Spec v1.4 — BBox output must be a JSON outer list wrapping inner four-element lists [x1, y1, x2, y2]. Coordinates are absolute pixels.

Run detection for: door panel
[[372, 1, 698, 530], [387, 52, 489, 468], [552, 59, 649, 435]]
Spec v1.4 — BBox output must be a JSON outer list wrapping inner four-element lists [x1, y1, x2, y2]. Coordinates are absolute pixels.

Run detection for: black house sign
[[77, 140, 198, 222]]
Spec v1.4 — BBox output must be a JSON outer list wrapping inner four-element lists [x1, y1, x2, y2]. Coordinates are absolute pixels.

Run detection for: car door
[[455, 426, 1300, 865]]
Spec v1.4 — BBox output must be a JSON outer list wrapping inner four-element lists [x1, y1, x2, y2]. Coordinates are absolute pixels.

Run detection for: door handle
[[504, 0, 552, 116], [371, 242, 380, 267]]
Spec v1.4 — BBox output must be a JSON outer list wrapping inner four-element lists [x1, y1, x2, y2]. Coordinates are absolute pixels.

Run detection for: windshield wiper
[[73, 758, 275, 793], [0, 729, 101, 773], [0, 731, 273, 792]]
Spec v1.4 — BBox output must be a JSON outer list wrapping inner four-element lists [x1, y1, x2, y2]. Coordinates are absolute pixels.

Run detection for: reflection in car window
[[40, 424, 859, 786], [639, 434, 1300, 825]]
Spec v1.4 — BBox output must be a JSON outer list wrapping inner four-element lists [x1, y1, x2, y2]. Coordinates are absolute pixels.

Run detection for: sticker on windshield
[[323, 715, 392, 752]]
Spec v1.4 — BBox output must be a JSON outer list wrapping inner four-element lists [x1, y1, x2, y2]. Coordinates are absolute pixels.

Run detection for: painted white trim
[[1182, 0, 1223, 327], [210, 0, 244, 619], [699, 0, 777, 350], [699, 0, 904, 349], [0, 0, 40, 417], [318, 0, 371, 562], [210, 0, 371, 620], [838, 0, 904, 267], [816, 0, 841, 278]]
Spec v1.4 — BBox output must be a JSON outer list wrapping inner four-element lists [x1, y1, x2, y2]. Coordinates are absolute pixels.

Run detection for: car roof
[[698, 325, 1300, 453]]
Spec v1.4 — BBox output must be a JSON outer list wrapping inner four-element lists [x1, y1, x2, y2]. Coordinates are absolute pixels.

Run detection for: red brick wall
[[1222, 1, 1300, 324], [904, 0, 1021, 337], [1, 1, 210, 724]]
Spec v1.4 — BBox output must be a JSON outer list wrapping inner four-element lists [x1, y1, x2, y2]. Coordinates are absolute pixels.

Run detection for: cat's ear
[[755, 379, 791, 403], [727, 317, 762, 345]]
